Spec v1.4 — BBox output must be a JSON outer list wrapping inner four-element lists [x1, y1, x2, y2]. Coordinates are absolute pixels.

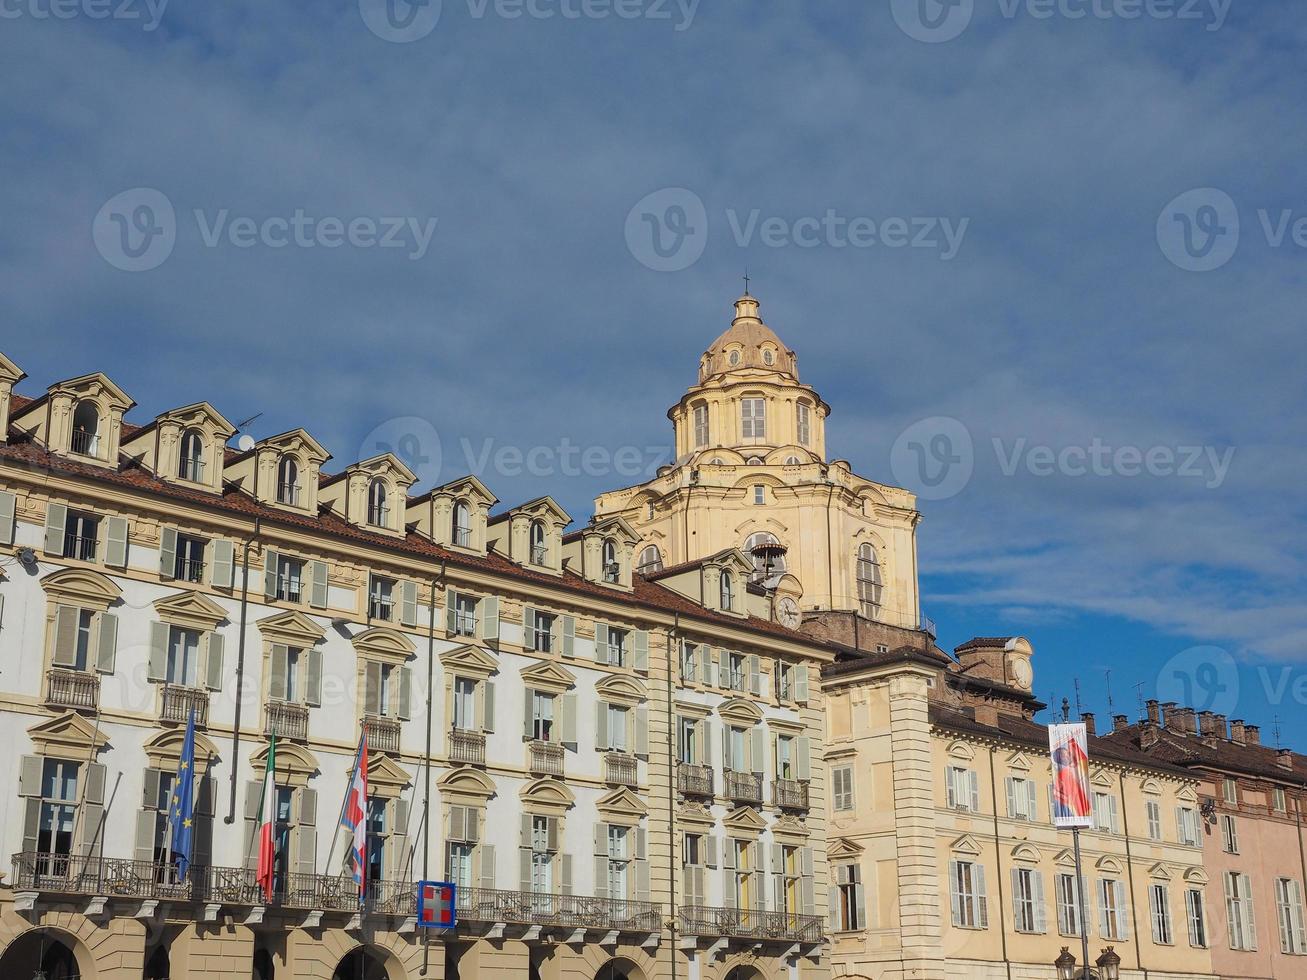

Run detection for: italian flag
[[255, 733, 277, 902]]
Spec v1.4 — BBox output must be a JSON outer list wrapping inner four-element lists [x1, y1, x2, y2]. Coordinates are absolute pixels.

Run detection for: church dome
[[700, 294, 799, 382]]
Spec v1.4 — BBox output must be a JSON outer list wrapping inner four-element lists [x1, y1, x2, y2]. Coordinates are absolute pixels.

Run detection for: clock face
[[1011, 657, 1033, 689], [777, 597, 800, 628]]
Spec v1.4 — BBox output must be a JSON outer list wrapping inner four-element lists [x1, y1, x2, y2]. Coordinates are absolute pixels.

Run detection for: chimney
[[1146, 700, 1161, 725], [1246, 725, 1261, 746], [1141, 725, 1160, 749], [1230, 719, 1246, 745], [1199, 711, 1222, 740], [1113, 714, 1130, 733], [1162, 701, 1179, 728], [1082, 712, 1097, 737], [1278, 748, 1294, 771], [1172, 706, 1196, 734], [974, 703, 1000, 729], [1213, 714, 1228, 740]]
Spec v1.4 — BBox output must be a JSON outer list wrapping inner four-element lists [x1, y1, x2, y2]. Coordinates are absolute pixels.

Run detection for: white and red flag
[[341, 734, 369, 899], [255, 732, 278, 901], [1049, 723, 1093, 829]]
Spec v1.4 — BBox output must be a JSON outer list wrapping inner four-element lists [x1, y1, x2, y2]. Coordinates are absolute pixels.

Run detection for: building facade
[[0, 352, 833, 980]]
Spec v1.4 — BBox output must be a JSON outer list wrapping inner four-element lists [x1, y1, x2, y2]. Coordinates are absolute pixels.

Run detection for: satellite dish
[[236, 434, 256, 452], [17, 547, 38, 571]]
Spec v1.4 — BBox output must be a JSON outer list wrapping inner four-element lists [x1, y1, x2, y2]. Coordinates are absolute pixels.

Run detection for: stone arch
[[575, 945, 657, 980], [703, 952, 787, 980], [0, 926, 91, 980], [289, 928, 423, 980], [0, 911, 147, 980]]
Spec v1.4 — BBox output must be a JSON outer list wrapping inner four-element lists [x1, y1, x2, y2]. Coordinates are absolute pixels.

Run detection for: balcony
[[179, 456, 206, 482], [265, 700, 309, 741], [604, 752, 639, 788], [457, 887, 660, 932], [363, 714, 401, 754], [679, 905, 823, 944], [161, 685, 210, 727], [62, 533, 97, 562], [677, 764, 713, 798], [46, 668, 98, 712], [174, 557, 206, 583], [772, 778, 810, 811], [528, 740, 565, 778], [276, 483, 301, 507], [449, 729, 486, 767], [724, 770, 763, 806], [368, 598, 394, 622], [70, 428, 100, 458]]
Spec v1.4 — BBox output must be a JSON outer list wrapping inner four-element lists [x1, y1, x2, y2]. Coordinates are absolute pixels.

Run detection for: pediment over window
[[250, 741, 319, 784], [1011, 844, 1042, 865], [1176, 785, 1199, 803], [257, 609, 326, 645], [41, 567, 122, 609], [1140, 778, 1162, 796], [440, 644, 499, 678], [771, 814, 811, 841], [431, 474, 497, 508], [28, 712, 109, 756], [828, 838, 865, 860], [154, 590, 227, 631], [723, 806, 767, 833], [1090, 768, 1114, 788], [520, 660, 576, 693], [353, 627, 416, 663], [367, 754, 413, 795], [1007, 752, 1034, 772], [258, 428, 331, 464], [143, 727, 220, 772], [50, 372, 134, 410], [1095, 856, 1124, 875], [522, 777, 576, 814], [717, 697, 764, 726], [1147, 862, 1173, 881], [596, 674, 647, 705], [950, 834, 983, 856], [946, 740, 976, 762], [1053, 849, 1077, 868], [438, 767, 495, 804], [596, 786, 647, 819], [677, 802, 715, 828], [1183, 866, 1209, 886]]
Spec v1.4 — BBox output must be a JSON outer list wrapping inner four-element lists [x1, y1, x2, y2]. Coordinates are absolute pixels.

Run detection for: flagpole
[[325, 735, 363, 885], [1072, 826, 1090, 980]]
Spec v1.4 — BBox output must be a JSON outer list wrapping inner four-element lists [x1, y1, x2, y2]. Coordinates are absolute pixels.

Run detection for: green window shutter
[[86, 763, 106, 805], [141, 768, 162, 808], [295, 826, 317, 875], [134, 810, 157, 863], [105, 516, 129, 568], [398, 666, 413, 721], [750, 726, 765, 777], [159, 526, 178, 579], [306, 648, 323, 706], [478, 844, 495, 890], [801, 847, 816, 916], [297, 787, 318, 826], [701, 645, 713, 685], [210, 539, 235, 589], [19, 755, 42, 796], [560, 854, 573, 895], [561, 616, 575, 657], [204, 632, 225, 691], [796, 736, 811, 781], [78, 803, 105, 856], [52, 605, 79, 667], [633, 630, 649, 673], [365, 662, 382, 715], [700, 719, 712, 768], [444, 590, 458, 634], [309, 560, 328, 609], [522, 688, 535, 739], [480, 596, 499, 640], [519, 843, 532, 893], [704, 835, 718, 869], [523, 606, 536, 645], [635, 704, 649, 759], [595, 700, 609, 751], [594, 823, 609, 899], [0, 489, 15, 546], [400, 580, 418, 628], [268, 644, 289, 701], [482, 680, 496, 733], [795, 664, 810, 703], [147, 622, 169, 682], [22, 798, 41, 855], [263, 549, 280, 599], [560, 693, 577, 747], [636, 857, 651, 902], [95, 612, 118, 674], [43, 502, 67, 555], [594, 624, 608, 664], [748, 654, 761, 695]]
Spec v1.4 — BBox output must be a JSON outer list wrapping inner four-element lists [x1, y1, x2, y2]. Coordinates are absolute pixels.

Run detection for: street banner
[[1049, 723, 1093, 829]]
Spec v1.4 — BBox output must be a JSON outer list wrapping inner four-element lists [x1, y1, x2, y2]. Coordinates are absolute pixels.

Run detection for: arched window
[[367, 478, 389, 527], [796, 402, 811, 445], [692, 404, 709, 448], [785, 455, 801, 465], [719, 570, 734, 610], [745, 531, 786, 582], [71, 400, 100, 457], [602, 538, 619, 583], [276, 455, 300, 505], [637, 544, 663, 574], [529, 519, 548, 565], [857, 543, 884, 619], [179, 427, 205, 481], [746, 456, 765, 466], [452, 499, 472, 547]]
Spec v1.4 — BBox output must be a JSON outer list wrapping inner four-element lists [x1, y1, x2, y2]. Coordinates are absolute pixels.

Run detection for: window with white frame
[[607, 826, 629, 898], [174, 533, 207, 583], [1222, 778, 1238, 804], [605, 627, 628, 667], [367, 479, 389, 528], [62, 510, 99, 561], [64, 608, 96, 672], [369, 576, 395, 621], [733, 839, 752, 909], [692, 404, 708, 448], [725, 726, 747, 773], [1186, 887, 1208, 948], [602, 538, 619, 583], [949, 859, 988, 929], [1006, 776, 1038, 822], [752, 485, 765, 506], [1221, 814, 1239, 854], [1056, 873, 1087, 937], [677, 717, 697, 765], [855, 543, 882, 619], [832, 765, 854, 811], [179, 427, 205, 482], [637, 544, 662, 574], [276, 454, 301, 506], [1149, 883, 1174, 945], [679, 642, 697, 684], [452, 593, 478, 636], [776, 735, 795, 780], [1276, 877, 1307, 954], [1176, 806, 1201, 846], [452, 677, 477, 731], [1273, 787, 1288, 813], [1226, 872, 1256, 951], [37, 758, 81, 861], [1099, 878, 1129, 941], [530, 611, 556, 653], [1146, 799, 1162, 841], [725, 651, 746, 692], [1092, 791, 1120, 833], [530, 691, 555, 742], [947, 766, 979, 813], [451, 500, 472, 547], [1012, 867, 1044, 933], [166, 626, 200, 688], [836, 862, 864, 930], [530, 816, 553, 894], [719, 571, 734, 610], [796, 402, 810, 445], [71, 400, 101, 457], [741, 398, 765, 439], [606, 704, 629, 753], [529, 520, 548, 566], [275, 555, 303, 603]]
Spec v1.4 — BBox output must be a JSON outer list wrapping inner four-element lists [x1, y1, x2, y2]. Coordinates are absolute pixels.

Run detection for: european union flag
[[168, 709, 197, 877]]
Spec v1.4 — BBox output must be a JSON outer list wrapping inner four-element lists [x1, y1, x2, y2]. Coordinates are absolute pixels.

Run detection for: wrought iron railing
[[70, 428, 100, 457], [11, 853, 201, 901], [179, 457, 206, 482], [277, 483, 301, 506], [369, 598, 394, 621], [265, 700, 309, 741], [46, 668, 99, 711], [63, 533, 97, 561], [161, 685, 209, 726], [452, 526, 472, 548], [677, 764, 713, 797], [449, 729, 486, 766], [363, 715, 401, 754], [456, 887, 659, 931], [529, 740, 565, 777], [174, 557, 206, 583], [772, 778, 810, 810], [679, 905, 824, 943], [724, 770, 763, 805], [604, 753, 639, 788]]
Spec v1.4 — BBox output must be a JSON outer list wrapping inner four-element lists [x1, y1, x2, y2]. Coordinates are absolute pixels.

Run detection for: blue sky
[[2, 2, 1304, 742]]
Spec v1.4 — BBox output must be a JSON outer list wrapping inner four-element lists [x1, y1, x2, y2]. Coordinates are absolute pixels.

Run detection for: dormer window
[[367, 478, 389, 528], [179, 428, 205, 482], [720, 570, 734, 610], [276, 455, 301, 506], [602, 538, 619, 583], [529, 520, 548, 566], [452, 500, 472, 548], [71, 401, 101, 458], [637, 545, 663, 574]]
